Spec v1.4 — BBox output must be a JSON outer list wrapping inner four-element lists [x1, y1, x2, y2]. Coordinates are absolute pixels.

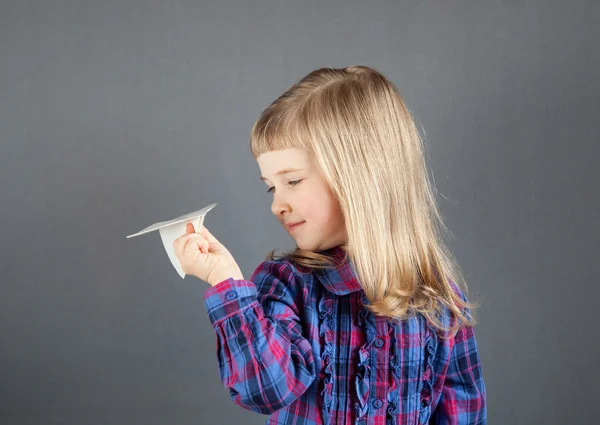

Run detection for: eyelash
[[266, 179, 302, 193]]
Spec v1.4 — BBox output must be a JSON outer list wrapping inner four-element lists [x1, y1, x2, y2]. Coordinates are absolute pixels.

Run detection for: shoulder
[[436, 280, 476, 340], [413, 280, 473, 343], [447, 279, 469, 302], [250, 257, 311, 301], [250, 257, 309, 283]]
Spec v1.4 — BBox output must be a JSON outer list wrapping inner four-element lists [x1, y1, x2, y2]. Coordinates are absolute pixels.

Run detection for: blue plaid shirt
[[204, 246, 486, 424]]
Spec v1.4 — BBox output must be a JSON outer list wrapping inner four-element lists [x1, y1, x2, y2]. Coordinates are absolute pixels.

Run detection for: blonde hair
[[249, 65, 476, 335]]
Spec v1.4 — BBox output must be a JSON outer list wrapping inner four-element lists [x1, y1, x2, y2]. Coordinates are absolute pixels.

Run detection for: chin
[[295, 239, 318, 252], [295, 242, 312, 251], [298, 241, 334, 253]]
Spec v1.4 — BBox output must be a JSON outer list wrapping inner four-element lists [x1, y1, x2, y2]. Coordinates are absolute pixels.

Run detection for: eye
[[266, 179, 303, 193]]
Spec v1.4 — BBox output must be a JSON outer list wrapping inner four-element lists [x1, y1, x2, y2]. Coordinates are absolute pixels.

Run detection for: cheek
[[309, 191, 342, 225], [295, 193, 316, 217]]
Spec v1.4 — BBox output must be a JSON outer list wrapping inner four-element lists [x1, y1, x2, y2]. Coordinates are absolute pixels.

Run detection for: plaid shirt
[[204, 246, 486, 424]]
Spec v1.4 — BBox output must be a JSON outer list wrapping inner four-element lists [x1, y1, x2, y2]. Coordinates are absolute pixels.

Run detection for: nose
[[271, 192, 292, 217]]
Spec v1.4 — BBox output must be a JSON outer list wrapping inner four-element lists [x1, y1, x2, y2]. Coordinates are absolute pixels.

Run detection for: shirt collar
[[314, 246, 363, 296]]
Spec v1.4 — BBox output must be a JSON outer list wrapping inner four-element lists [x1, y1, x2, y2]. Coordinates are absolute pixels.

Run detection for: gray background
[[1, 0, 598, 424]]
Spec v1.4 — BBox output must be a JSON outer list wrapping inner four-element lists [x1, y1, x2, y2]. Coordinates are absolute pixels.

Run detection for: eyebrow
[[260, 168, 303, 181]]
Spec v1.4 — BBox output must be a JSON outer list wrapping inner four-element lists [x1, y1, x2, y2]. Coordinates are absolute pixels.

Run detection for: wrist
[[209, 266, 244, 287]]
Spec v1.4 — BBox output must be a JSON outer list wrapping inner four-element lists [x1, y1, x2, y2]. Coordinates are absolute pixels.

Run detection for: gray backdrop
[[1, 1, 598, 424]]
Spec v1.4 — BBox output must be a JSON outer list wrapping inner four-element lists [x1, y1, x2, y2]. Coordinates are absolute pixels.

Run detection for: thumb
[[185, 223, 196, 233]]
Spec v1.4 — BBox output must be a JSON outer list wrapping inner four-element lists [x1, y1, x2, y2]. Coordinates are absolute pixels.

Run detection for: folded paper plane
[[126, 203, 217, 278]]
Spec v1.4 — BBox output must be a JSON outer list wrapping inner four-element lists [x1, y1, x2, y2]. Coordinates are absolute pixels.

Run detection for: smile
[[286, 221, 305, 232]]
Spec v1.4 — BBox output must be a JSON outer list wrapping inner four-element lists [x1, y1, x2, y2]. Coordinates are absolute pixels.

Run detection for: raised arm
[[203, 260, 316, 414]]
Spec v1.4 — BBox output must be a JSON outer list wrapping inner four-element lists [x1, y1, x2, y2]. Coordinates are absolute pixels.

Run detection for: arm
[[430, 322, 487, 424], [203, 260, 316, 414]]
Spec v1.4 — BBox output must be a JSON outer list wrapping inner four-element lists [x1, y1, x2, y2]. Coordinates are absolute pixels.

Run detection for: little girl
[[174, 65, 487, 425]]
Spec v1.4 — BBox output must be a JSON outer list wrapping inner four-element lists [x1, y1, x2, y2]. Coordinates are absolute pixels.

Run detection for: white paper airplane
[[126, 203, 217, 278]]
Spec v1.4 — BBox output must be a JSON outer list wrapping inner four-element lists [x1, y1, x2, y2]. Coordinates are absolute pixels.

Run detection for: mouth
[[286, 221, 305, 232]]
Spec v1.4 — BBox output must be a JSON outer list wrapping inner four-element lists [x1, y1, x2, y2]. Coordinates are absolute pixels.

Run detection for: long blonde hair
[[249, 65, 476, 334]]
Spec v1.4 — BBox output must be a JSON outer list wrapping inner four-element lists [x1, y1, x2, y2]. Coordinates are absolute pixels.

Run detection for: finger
[[176, 231, 215, 256], [184, 235, 209, 254], [198, 225, 219, 245], [174, 227, 195, 258]]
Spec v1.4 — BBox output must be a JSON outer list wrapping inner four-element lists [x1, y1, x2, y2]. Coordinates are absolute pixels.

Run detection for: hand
[[173, 223, 243, 286]]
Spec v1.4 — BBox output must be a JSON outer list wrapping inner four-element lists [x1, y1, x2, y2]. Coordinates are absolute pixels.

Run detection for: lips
[[285, 221, 305, 232]]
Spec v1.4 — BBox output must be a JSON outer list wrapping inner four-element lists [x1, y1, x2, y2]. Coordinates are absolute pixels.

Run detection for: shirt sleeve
[[431, 286, 487, 424], [203, 260, 316, 414]]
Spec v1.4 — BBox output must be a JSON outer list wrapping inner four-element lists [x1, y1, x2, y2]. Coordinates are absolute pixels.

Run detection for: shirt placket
[[368, 315, 389, 423]]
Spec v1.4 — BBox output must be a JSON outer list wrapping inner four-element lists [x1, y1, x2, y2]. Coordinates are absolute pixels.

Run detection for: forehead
[[257, 148, 313, 178]]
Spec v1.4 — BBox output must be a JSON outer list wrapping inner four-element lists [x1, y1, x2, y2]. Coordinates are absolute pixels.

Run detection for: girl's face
[[257, 148, 346, 252]]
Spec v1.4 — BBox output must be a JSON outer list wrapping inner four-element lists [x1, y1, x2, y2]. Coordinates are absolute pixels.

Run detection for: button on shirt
[[204, 247, 487, 424]]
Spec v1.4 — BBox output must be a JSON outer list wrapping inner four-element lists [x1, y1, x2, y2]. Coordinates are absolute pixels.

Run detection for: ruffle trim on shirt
[[354, 293, 377, 423], [386, 324, 399, 425], [418, 322, 436, 425], [318, 293, 336, 425]]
